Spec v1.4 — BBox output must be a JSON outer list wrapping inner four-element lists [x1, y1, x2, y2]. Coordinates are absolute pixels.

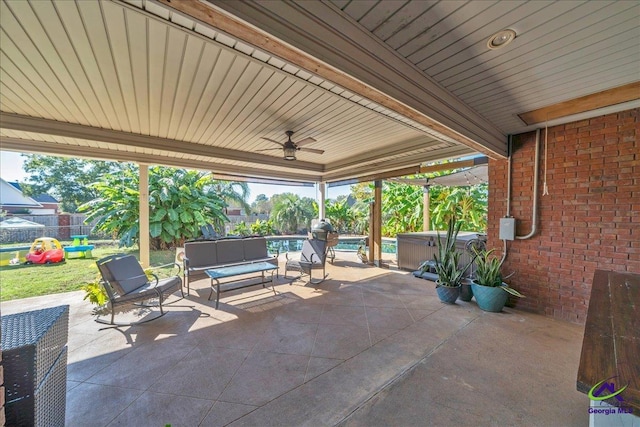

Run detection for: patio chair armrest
[[148, 272, 159, 286]]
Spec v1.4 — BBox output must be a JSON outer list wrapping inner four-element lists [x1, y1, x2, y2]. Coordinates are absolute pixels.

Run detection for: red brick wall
[[488, 108, 639, 324], [58, 214, 71, 240]]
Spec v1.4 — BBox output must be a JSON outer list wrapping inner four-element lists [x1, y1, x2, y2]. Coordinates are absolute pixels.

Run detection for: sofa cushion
[[185, 241, 217, 268], [243, 237, 268, 261], [105, 255, 149, 295], [216, 239, 245, 265]]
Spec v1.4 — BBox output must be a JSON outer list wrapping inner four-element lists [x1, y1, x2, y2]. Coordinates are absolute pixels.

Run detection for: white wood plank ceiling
[[2, 0, 637, 183], [0, 0, 475, 183], [330, 0, 640, 134]]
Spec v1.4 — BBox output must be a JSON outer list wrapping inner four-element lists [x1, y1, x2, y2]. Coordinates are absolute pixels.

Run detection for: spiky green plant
[[473, 248, 503, 287], [433, 216, 473, 288], [473, 248, 525, 297]]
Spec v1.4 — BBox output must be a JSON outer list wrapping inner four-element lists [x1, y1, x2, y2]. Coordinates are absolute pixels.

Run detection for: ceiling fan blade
[[294, 137, 316, 147], [261, 137, 284, 147], [255, 148, 283, 152], [299, 147, 325, 155]]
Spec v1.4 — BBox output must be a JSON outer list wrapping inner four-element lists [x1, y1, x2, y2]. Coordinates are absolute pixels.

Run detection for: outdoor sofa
[[182, 236, 278, 294]]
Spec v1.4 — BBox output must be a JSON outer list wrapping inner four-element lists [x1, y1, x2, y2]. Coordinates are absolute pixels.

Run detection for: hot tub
[[396, 231, 486, 273]]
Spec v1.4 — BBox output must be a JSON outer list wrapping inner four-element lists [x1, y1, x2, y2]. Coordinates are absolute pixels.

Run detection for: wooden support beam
[[0, 112, 323, 172], [339, 165, 422, 185], [518, 82, 640, 125], [419, 156, 488, 174], [0, 137, 323, 183]]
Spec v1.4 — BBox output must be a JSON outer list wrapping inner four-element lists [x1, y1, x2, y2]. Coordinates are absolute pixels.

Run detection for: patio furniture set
[[95, 235, 330, 323]]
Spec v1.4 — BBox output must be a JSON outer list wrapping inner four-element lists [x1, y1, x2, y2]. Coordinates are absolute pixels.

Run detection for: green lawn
[[0, 245, 177, 301]]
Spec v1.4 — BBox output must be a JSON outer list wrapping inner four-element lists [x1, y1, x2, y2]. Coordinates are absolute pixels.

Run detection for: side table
[[2, 305, 69, 427]]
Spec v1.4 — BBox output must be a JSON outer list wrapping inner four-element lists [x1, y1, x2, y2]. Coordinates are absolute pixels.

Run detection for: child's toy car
[[25, 237, 65, 264]]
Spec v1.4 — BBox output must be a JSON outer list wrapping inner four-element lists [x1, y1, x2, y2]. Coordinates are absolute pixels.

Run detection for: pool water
[[266, 236, 397, 254]]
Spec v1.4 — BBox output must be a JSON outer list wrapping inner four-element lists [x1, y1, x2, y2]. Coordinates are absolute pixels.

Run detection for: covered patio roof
[[1, 0, 637, 183]]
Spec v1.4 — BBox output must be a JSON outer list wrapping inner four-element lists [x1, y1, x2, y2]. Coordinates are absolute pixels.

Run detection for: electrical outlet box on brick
[[499, 217, 516, 240]]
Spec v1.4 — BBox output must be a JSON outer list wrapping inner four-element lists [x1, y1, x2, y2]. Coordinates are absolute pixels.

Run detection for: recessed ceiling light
[[487, 29, 516, 50]]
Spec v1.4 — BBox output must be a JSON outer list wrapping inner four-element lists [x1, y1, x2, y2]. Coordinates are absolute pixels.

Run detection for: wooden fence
[[0, 214, 105, 244], [0, 214, 271, 244]]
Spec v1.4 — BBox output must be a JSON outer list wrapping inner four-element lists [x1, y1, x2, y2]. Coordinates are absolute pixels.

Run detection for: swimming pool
[[266, 236, 397, 254]]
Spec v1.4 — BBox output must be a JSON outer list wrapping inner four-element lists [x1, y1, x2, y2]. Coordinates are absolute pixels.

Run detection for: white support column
[[372, 180, 382, 267], [318, 182, 326, 220], [139, 163, 150, 268], [423, 185, 431, 231]]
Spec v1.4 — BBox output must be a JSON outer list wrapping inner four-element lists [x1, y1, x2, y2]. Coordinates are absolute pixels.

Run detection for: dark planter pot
[[459, 281, 473, 302], [471, 282, 508, 312], [436, 283, 461, 304]]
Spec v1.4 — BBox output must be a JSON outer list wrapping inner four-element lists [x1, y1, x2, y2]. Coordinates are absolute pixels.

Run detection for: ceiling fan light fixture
[[487, 29, 516, 50], [283, 146, 297, 160]]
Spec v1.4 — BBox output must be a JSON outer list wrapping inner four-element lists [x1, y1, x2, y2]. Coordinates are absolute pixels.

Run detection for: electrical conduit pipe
[[515, 128, 541, 240], [501, 129, 541, 264]]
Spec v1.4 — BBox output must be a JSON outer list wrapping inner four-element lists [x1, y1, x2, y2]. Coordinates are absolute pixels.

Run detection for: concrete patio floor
[[1, 252, 590, 426]]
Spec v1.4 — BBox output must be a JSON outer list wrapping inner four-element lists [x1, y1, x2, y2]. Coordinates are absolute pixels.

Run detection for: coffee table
[[205, 262, 278, 309]]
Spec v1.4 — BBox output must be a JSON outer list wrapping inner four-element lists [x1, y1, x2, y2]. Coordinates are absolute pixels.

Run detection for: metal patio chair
[[284, 238, 328, 285], [96, 254, 183, 325]]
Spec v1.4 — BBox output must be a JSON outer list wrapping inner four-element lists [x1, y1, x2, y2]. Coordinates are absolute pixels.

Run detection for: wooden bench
[[577, 270, 639, 421]]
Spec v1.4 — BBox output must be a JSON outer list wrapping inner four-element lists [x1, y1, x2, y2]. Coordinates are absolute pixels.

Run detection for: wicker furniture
[[284, 238, 328, 284], [2, 305, 69, 427], [96, 254, 183, 325]]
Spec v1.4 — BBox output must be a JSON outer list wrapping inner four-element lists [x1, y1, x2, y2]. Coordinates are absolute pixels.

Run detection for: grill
[[310, 219, 339, 262]]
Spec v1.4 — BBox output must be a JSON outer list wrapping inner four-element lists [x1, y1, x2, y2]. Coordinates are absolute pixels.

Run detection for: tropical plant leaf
[[501, 285, 525, 298], [150, 222, 163, 238]]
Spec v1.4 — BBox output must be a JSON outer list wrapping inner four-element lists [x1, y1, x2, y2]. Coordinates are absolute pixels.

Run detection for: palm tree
[[208, 180, 251, 215], [271, 193, 314, 234]]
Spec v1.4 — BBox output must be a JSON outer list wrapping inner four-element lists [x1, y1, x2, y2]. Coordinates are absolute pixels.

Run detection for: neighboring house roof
[[0, 178, 42, 208], [8, 181, 21, 191], [0, 217, 45, 228], [32, 194, 59, 204]]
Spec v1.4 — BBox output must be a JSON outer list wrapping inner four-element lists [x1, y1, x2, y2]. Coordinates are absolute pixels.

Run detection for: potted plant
[[471, 248, 524, 312], [433, 216, 473, 304]]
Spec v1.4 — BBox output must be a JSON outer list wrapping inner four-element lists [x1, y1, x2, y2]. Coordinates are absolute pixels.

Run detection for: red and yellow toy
[[25, 237, 65, 264]]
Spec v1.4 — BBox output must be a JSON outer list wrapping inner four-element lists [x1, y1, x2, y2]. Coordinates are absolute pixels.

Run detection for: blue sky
[[0, 150, 350, 203]]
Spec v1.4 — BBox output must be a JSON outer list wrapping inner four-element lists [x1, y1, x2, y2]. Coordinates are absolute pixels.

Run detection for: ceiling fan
[[257, 130, 324, 161]]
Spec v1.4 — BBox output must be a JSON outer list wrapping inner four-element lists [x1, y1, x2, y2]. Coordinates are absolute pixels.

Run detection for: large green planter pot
[[436, 283, 461, 304], [471, 282, 508, 312]]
